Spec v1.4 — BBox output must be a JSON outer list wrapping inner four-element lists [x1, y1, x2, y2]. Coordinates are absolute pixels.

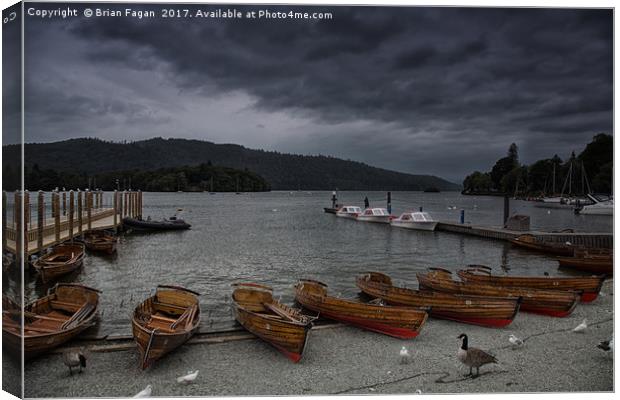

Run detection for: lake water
[[19, 191, 613, 336]]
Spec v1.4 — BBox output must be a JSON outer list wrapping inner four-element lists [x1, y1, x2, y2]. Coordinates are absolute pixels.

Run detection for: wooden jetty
[[436, 221, 612, 249], [2, 190, 143, 258]]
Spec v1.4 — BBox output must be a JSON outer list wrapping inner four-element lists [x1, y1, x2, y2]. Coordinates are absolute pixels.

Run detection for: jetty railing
[[2, 190, 143, 257]]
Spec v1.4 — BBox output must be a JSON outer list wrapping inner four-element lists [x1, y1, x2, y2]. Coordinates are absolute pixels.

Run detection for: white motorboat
[[390, 212, 438, 231], [576, 194, 613, 216], [357, 208, 391, 223], [336, 206, 362, 219]]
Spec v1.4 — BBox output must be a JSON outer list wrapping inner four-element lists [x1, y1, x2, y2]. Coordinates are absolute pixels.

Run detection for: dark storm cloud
[[20, 4, 612, 182]]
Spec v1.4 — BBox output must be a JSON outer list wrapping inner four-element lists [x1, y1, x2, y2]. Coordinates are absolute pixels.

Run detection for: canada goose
[[457, 333, 497, 377], [62, 349, 86, 375], [573, 319, 588, 333]]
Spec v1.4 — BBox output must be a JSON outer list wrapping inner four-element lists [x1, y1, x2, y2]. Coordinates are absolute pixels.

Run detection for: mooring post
[[54, 192, 61, 244], [37, 191, 44, 254], [503, 195, 510, 226], [77, 190, 83, 235], [460, 209, 465, 224], [24, 191, 30, 255], [62, 191, 66, 216], [69, 191, 75, 241], [2, 192, 7, 252], [419, 206, 423, 212], [14, 192, 22, 265], [87, 190, 92, 231], [387, 191, 392, 215]]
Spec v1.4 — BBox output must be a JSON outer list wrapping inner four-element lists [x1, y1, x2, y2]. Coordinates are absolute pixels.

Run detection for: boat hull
[[457, 267, 605, 303], [32, 243, 85, 283], [390, 221, 437, 231], [294, 280, 427, 339], [357, 215, 391, 223], [417, 269, 580, 317], [557, 257, 613, 276], [509, 235, 574, 256], [356, 272, 519, 328], [123, 217, 191, 231]]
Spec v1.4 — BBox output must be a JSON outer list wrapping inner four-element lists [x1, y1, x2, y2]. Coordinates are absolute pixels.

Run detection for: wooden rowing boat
[[356, 272, 520, 328], [557, 251, 613, 276], [294, 279, 428, 339], [2, 283, 100, 359], [132, 285, 200, 369], [83, 230, 118, 255], [417, 268, 580, 317], [457, 265, 606, 302], [32, 243, 85, 283], [509, 234, 575, 256], [232, 283, 314, 362]]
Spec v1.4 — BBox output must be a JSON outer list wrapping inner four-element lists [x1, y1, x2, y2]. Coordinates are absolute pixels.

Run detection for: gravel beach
[[3, 280, 614, 398]]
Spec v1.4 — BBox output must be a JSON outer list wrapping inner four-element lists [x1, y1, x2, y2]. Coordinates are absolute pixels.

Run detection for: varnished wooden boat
[[557, 251, 613, 276], [417, 268, 580, 317], [509, 234, 574, 256], [356, 272, 520, 327], [294, 279, 428, 339], [232, 283, 314, 362], [32, 243, 85, 283], [83, 230, 118, 255], [132, 285, 200, 369], [2, 283, 100, 359], [457, 265, 606, 302]]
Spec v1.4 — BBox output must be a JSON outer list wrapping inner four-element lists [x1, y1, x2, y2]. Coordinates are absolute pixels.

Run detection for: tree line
[[462, 133, 612, 196]]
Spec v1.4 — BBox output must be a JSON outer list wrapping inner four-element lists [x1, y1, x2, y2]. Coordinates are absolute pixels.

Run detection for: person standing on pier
[[364, 196, 370, 209]]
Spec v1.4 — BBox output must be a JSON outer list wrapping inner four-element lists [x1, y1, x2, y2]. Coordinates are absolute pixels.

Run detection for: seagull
[[597, 338, 614, 354], [62, 349, 86, 375], [415, 389, 423, 394], [176, 370, 199, 384], [508, 334, 524, 349], [457, 333, 497, 377], [133, 385, 152, 398], [399, 346, 411, 364], [573, 319, 588, 333]]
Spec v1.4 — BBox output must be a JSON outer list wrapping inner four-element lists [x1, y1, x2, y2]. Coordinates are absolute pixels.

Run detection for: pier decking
[[3, 190, 143, 257], [436, 221, 613, 249]]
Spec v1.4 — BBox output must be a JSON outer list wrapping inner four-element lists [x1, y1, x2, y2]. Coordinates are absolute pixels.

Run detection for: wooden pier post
[[14, 192, 22, 264], [68, 191, 75, 241], [2, 192, 7, 251], [139, 191, 143, 219], [113, 190, 118, 226], [54, 192, 61, 244], [124, 191, 129, 217], [77, 191, 83, 235], [13, 191, 19, 226], [37, 191, 44, 254], [62, 191, 67, 216], [87, 191, 93, 231], [24, 191, 30, 255]]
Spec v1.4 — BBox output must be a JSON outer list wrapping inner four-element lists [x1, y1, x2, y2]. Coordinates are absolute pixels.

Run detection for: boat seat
[[150, 314, 177, 323], [152, 300, 186, 313], [50, 300, 82, 313]]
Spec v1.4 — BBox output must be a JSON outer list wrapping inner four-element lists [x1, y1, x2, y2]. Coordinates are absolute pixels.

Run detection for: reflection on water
[[6, 191, 612, 336]]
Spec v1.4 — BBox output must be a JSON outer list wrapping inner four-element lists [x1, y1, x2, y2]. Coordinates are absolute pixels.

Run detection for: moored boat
[[557, 249, 613, 276], [83, 230, 118, 255], [357, 208, 391, 223], [390, 212, 437, 231], [132, 285, 200, 369], [457, 265, 605, 302], [2, 283, 100, 359], [356, 272, 520, 327], [509, 234, 574, 256], [232, 283, 314, 362], [32, 243, 85, 283], [294, 279, 428, 339], [417, 268, 580, 317], [323, 207, 340, 214], [575, 194, 613, 215], [123, 216, 191, 231], [335, 206, 362, 219]]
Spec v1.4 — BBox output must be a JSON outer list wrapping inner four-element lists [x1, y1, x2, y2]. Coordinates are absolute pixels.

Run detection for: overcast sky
[[6, 4, 613, 182]]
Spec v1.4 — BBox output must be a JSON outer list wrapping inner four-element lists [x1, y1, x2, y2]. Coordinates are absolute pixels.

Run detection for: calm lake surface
[[21, 191, 613, 336]]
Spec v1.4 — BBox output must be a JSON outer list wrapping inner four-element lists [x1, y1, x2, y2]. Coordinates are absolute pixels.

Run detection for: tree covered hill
[[3, 138, 460, 191]]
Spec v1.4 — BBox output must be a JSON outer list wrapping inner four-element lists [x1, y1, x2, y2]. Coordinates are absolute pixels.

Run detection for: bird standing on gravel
[[133, 385, 152, 398], [176, 370, 199, 384], [62, 349, 86, 375], [508, 334, 524, 349], [598, 338, 614, 354], [399, 346, 411, 364], [457, 334, 497, 377], [573, 319, 588, 333]]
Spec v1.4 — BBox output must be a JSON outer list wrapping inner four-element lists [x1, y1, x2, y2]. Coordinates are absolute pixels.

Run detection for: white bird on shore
[[415, 389, 423, 394], [508, 334, 524, 349], [399, 346, 411, 364], [573, 319, 588, 333], [176, 370, 199, 384], [133, 385, 152, 398]]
